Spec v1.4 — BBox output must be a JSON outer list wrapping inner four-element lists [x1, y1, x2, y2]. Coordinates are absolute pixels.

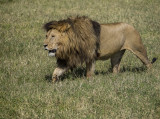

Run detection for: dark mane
[[44, 16, 101, 67], [43, 21, 56, 31]]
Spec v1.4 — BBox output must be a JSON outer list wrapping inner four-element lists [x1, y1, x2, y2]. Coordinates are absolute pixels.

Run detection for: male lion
[[43, 16, 156, 82]]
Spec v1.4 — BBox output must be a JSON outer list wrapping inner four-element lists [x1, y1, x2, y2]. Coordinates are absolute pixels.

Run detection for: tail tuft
[[151, 57, 157, 64]]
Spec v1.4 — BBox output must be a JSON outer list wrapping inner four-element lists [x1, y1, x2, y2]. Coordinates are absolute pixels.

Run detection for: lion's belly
[[98, 41, 123, 60], [97, 53, 113, 60], [97, 24, 126, 60]]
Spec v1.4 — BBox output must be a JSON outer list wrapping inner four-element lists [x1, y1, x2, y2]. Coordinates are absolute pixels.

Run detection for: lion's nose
[[43, 45, 48, 50]]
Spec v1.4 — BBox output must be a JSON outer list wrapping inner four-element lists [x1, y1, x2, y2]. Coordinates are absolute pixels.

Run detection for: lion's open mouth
[[48, 49, 57, 57], [49, 49, 57, 53]]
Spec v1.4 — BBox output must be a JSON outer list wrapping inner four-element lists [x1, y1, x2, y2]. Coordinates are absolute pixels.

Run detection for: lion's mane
[[44, 16, 100, 67]]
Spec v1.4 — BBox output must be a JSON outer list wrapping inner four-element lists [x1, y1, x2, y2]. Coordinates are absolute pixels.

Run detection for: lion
[[43, 16, 156, 82]]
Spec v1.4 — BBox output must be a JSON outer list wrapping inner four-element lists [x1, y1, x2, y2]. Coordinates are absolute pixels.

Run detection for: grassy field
[[0, 0, 160, 118]]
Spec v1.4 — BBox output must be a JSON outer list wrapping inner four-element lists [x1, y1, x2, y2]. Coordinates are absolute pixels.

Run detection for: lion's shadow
[[120, 66, 147, 73], [45, 67, 86, 82], [95, 66, 146, 75], [45, 66, 147, 82]]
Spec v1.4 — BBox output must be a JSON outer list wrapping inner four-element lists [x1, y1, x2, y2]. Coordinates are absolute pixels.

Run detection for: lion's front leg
[[86, 60, 95, 78], [52, 67, 68, 82]]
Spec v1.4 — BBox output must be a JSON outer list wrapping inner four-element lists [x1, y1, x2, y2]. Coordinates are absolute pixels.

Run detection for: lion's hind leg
[[131, 50, 152, 68], [126, 45, 152, 69], [123, 30, 152, 68], [111, 50, 125, 73]]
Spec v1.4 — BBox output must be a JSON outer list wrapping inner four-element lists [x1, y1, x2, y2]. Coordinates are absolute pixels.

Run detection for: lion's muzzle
[[44, 44, 57, 57]]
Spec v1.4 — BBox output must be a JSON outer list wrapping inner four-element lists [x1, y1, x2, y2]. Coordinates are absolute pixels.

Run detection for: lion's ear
[[56, 23, 71, 32], [43, 21, 57, 31]]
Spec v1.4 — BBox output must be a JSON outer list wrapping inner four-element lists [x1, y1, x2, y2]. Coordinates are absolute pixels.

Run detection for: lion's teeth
[[48, 52, 55, 57]]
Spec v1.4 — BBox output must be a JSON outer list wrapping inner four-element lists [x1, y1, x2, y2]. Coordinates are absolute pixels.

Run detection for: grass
[[0, 0, 160, 118]]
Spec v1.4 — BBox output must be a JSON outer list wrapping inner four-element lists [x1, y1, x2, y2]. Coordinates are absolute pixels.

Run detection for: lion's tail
[[151, 57, 157, 64]]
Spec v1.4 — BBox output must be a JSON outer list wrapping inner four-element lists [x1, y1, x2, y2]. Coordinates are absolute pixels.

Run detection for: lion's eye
[[46, 35, 47, 38], [52, 35, 55, 38]]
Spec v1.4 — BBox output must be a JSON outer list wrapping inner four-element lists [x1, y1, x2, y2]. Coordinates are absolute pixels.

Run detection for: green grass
[[0, 0, 160, 118]]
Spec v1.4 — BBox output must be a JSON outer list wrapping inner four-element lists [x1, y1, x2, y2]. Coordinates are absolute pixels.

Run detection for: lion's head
[[43, 29, 69, 57], [43, 16, 100, 67]]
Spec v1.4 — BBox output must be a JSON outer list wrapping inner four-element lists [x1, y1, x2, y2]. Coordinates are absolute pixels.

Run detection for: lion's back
[[98, 23, 138, 60]]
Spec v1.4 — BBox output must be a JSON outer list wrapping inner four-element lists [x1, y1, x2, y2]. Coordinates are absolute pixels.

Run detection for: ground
[[0, 0, 160, 118]]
